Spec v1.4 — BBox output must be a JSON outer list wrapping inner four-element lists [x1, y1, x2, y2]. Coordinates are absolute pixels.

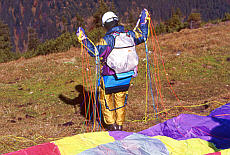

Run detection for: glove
[[140, 9, 150, 24], [76, 27, 87, 41]]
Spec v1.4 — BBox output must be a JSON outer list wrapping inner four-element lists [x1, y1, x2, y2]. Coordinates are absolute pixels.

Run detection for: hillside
[[0, 21, 230, 154], [1, 0, 230, 52]]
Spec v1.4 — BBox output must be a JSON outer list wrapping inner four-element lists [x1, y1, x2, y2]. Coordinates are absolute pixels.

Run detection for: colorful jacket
[[82, 23, 149, 76]]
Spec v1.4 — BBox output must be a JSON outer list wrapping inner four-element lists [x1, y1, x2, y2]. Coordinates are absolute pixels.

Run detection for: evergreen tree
[[187, 12, 201, 29], [86, 0, 109, 43], [75, 13, 84, 29], [93, 0, 109, 28], [0, 20, 12, 52], [126, 10, 136, 30], [175, 8, 183, 20], [27, 27, 40, 51], [61, 16, 67, 33], [223, 12, 230, 21], [0, 20, 18, 63], [165, 8, 184, 32], [110, 0, 117, 13]]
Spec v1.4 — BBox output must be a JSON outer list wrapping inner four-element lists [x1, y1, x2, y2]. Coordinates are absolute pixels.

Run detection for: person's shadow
[[58, 85, 105, 126], [209, 116, 230, 150]]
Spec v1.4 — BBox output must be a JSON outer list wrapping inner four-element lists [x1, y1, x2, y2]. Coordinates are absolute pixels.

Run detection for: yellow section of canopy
[[154, 136, 217, 155], [53, 131, 115, 155], [220, 148, 230, 155]]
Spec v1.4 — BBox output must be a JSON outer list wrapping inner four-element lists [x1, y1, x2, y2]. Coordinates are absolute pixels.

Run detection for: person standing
[[77, 9, 150, 131]]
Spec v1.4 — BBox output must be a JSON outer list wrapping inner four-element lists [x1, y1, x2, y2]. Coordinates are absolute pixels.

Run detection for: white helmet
[[102, 11, 118, 26]]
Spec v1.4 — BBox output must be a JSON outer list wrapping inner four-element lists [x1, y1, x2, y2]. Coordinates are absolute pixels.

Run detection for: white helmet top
[[102, 11, 118, 26]]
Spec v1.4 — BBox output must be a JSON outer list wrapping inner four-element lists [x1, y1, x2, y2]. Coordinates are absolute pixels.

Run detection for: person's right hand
[[76, 27, 87, 41], [140, 9, 150, 24]]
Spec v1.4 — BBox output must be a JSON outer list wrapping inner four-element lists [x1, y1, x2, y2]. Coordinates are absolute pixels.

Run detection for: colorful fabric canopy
[[5, 103, 230, 155]]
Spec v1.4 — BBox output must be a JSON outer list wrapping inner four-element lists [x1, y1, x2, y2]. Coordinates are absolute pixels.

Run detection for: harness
[[102, 31, 138, 111]]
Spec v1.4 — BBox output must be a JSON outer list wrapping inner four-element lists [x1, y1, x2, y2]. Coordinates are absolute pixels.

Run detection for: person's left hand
[[76, 27, 87, 41]]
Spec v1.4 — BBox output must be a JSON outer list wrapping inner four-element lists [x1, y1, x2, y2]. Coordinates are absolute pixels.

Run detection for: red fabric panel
[[4, 142, 61, 155], [205, 152, 221, 155]]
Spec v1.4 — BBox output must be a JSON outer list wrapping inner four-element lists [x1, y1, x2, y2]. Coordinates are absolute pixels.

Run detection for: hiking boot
[[117, 125, 122, 131], [106, 123, 117, 131]]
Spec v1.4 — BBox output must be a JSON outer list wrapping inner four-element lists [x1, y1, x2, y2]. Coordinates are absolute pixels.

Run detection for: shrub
[[23, 32, 78, 58], [22, 49, 37, 59], [0, 49, 20, 63], [87, 27, 106, 43], [223, 12, 230, 21]]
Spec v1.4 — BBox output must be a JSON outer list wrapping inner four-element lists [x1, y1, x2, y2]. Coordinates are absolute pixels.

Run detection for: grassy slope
[[0, 22, 230, 153]]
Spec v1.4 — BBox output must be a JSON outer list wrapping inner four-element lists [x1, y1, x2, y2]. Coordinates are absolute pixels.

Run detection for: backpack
[[106, 32, 138, 74]]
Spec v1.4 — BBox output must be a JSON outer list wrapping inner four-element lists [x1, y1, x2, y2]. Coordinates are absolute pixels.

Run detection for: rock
[[62, 121, 74, 127], [170, 79, 176, 85], [25, 114, 34, 118], [10, 120, 16, 123]]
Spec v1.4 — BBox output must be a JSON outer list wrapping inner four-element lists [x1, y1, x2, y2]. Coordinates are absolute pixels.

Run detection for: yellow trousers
[[99, 86, 127, 126]]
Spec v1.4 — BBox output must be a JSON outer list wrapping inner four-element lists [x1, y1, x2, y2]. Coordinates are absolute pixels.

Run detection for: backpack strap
[[111, 31, 120, 38], [114, 45, 135, 49], [111, 31, 130, 38]]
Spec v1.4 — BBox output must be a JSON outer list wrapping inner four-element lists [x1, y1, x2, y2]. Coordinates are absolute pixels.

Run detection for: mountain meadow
[[0, 19, 230, 153]]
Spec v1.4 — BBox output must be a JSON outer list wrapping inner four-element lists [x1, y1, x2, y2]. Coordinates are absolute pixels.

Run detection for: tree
[[86, 0, 109, 43], [93, 0, 109, 28], [223, 12, 230, 21], [110, 0, 117, 13], [187, 12, 201, 29], [0, 20, 12, 52], [126, 10, 136, 30], [75, 13, 84, 29], [61, 16, 68, 33], [0, 20, 19, 63], [27, 27, 40, 51], [165, 8, 184, 32], [175, 8, 183, 20]]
